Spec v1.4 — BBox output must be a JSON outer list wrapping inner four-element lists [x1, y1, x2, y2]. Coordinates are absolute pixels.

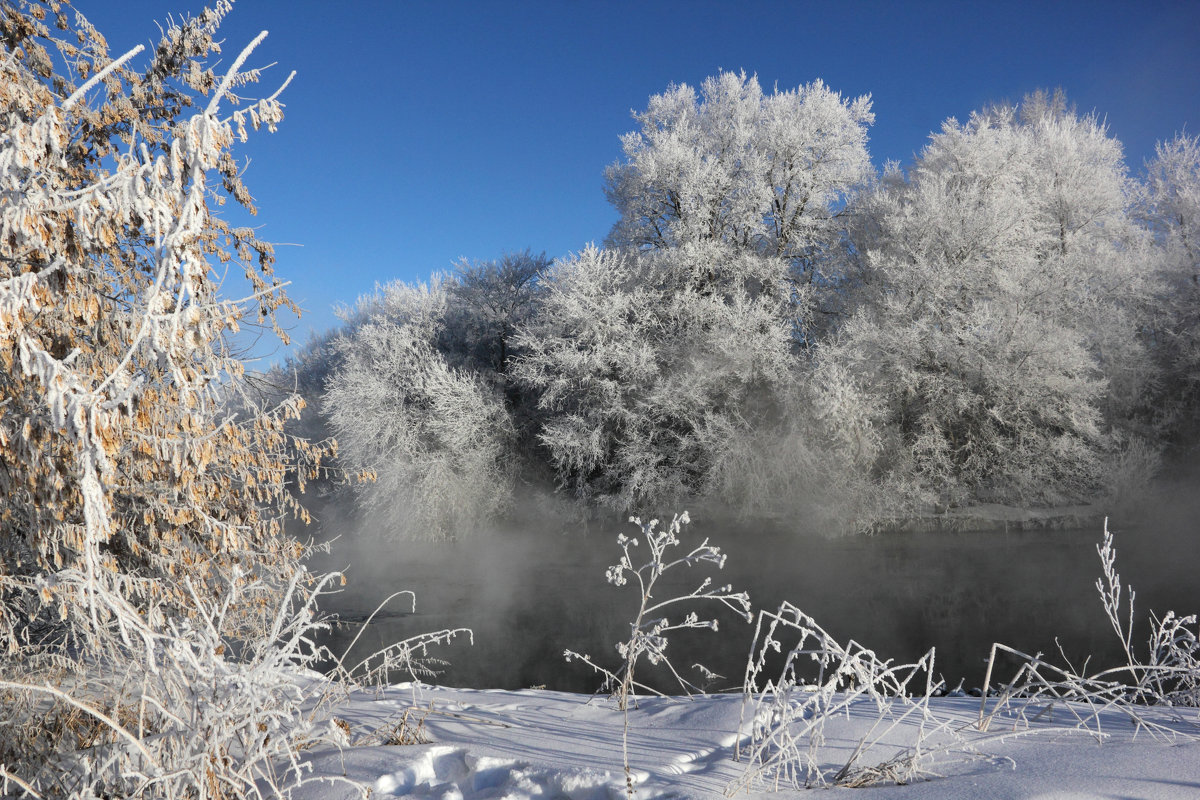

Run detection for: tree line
[[286, 75, 1199, 537]]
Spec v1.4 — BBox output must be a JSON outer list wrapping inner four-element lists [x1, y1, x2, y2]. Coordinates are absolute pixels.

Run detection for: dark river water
[[308, 501, 1199, 695]]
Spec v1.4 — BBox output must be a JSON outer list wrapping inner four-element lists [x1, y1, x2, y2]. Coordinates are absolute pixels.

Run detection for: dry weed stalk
[[565, 512, 750, 799], [731, 601, 954, 792], [322, 590, 472, 696]]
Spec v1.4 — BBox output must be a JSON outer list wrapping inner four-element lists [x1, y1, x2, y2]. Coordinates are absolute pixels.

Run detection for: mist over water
[[304, 480, 1200, 695]]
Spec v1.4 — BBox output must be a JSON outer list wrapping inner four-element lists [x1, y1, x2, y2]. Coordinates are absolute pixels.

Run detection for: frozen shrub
[[706, 359, 923, 532], [0, 1, 324, 636], [1099, 435, 1163, 508], [0, 569, 363, 800]]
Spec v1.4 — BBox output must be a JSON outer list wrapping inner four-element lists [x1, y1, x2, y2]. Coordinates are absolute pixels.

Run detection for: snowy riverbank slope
[[296, 683, 1200, 800]]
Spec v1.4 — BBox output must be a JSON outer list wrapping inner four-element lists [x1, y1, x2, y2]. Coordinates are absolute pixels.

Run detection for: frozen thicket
[[733, 602, 952, 790], [705, 358, 923, 532], [319, 251, 550, 540], [0, 568, 363, 800], [978, 521, 1200, 740], [274, 72, 1200, 526]]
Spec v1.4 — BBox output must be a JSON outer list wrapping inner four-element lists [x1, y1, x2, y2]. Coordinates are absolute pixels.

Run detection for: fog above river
[[305, 472, 1200, 695]]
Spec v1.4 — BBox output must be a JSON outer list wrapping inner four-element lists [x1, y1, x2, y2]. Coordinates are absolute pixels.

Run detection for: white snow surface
[[296, 683, 1200, 800]]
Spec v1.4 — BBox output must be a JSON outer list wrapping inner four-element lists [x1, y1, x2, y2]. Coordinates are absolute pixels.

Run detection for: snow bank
[[295, 683, 1200, 800]]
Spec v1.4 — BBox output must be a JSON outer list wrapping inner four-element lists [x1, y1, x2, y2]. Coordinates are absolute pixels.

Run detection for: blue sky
[[75, 1, 1200, 363]]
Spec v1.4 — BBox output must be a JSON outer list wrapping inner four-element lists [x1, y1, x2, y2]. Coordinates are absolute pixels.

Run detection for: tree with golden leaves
[[0, 3, 347, 797]]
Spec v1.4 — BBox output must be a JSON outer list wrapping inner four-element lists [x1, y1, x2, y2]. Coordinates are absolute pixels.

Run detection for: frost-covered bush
[[323, 277, 516, 539], [978, 522, 1200, 740], [706, 357, 924, 532], [0, 2, 323, 619], [0, 4, 352, 797], [0, 569, 363, 800]]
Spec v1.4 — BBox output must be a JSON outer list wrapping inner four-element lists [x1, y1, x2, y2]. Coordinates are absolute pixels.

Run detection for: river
[[308, 500, 1199, 695]]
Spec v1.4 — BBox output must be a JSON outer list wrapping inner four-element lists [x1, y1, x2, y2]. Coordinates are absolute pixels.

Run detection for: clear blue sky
[[75, 0, 1200, 363]]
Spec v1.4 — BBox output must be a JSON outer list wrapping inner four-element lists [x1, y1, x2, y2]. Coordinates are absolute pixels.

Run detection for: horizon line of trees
[[279, 74, 1200, 538]]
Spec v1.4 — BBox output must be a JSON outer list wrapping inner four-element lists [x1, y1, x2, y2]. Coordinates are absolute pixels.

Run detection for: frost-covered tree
[[511, 243, 792, 510], [831, 97, 1150, 508], [509, 72, 874, 512], [705, 357, 919, 532], [604, 70, 873, 325], [1016, 93, 1158, 432], [0, 0, 320, 630], [1147, 133, 1200, 279], [445, 249, 549, 378], [0, 3, 346, 797], [1142, 133, 1200, 439], [270, 251, 546, 524], [323, 278, 516, 539]]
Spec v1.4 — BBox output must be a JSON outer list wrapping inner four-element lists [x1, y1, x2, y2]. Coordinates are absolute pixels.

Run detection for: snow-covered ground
[[296, 683, 1200, 800]]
